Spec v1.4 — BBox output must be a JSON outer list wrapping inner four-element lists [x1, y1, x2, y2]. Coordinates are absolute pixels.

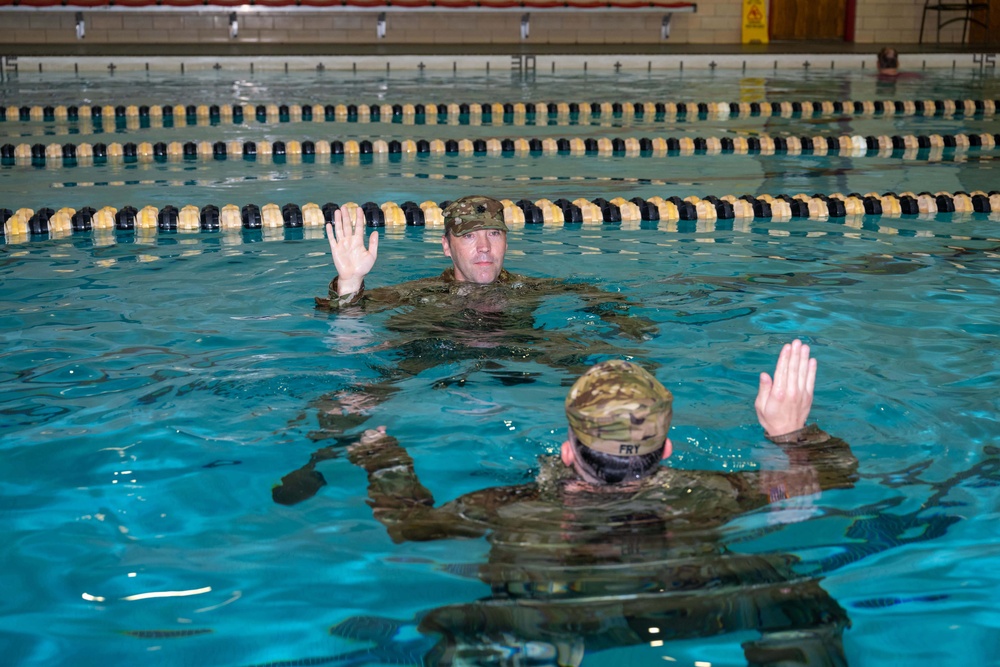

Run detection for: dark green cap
[[443, 195, 509, 236], [565, 360, 673, 457]]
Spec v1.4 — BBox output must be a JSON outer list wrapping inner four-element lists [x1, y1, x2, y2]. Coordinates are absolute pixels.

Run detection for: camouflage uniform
[[315, 196, 653, 343], [342, 362, 858, 666]]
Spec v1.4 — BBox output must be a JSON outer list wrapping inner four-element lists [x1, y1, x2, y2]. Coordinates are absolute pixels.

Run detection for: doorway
[[769, 0, 848, 40]]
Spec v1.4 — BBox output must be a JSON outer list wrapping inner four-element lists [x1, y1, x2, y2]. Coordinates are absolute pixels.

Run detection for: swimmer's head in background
[[878, 47, 899, 72], [565, 360, 673, 457], [443, 195, 509, 237]]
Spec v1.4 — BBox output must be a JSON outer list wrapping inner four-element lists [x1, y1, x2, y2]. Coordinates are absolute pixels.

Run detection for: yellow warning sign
[[742, 0, 769, 44]]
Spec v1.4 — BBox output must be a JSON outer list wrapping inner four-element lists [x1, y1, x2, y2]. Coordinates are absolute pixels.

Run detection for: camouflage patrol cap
[[565, 360, 673, 457], [443, 195, 509, 237]]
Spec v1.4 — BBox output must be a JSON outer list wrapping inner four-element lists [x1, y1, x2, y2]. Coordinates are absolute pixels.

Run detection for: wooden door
[[770, 0, 848, 40], [968, 2, 996, 44]]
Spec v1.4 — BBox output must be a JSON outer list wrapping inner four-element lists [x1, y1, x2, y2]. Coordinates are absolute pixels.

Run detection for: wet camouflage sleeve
[[774, 425, 859, 491], [347, 433, 490, 543], [315, 277, 366, 310], [727, 425, 859, 505]]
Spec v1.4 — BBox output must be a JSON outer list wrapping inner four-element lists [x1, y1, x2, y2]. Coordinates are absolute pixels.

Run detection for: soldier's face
[[442, 229, 507, 284]]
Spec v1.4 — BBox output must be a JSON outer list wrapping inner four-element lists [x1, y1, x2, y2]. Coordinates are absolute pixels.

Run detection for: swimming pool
[[2, 66, 999, 666]]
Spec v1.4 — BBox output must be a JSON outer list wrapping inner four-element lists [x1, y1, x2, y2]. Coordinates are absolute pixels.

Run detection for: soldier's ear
[[560, 441, 573, 466], [662, 438, 673, 460], [441, 234, 452, 258], [561, 431, 577, 467]]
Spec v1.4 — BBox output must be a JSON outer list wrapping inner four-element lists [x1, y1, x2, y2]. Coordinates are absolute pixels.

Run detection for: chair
[[919, 0, 990, 44]]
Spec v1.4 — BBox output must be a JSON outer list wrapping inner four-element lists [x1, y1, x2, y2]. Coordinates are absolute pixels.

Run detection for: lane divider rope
[[3, 191, 997, 240], [3, 132, 996, 166], [1, 99, 997, 127]]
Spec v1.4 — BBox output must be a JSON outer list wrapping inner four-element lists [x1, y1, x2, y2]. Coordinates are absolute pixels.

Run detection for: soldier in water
[[274, 196, 659, 505], [341, 340, 858, 665]]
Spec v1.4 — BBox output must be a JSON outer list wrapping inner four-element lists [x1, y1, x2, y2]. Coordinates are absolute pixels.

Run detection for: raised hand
[[755, 339, 817, 438], [327, 206, 379, 296]]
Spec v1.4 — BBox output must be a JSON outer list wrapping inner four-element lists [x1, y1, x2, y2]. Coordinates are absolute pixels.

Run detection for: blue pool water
[[2, 67, 1000, 666]]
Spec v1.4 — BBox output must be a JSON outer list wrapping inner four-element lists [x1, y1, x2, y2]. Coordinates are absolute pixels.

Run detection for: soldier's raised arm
[[739, 340, 858, 502], [321, 205, 380, 307]]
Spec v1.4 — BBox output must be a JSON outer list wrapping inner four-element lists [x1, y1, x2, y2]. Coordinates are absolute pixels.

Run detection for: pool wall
[[0, 51, 989, 73], [0, 0, 980, 49]]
